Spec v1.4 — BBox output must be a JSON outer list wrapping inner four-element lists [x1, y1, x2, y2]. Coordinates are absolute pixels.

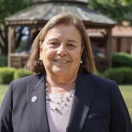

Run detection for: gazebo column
[[106, 28, 112, 56], [8, 26, 16, 67]]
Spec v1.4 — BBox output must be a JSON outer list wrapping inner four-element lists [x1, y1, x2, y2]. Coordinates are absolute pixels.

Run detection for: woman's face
[[40, 24, 83, 77]]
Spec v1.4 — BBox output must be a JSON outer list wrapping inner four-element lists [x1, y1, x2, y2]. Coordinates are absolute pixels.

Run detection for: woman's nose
[[57, 45, 67, 56]]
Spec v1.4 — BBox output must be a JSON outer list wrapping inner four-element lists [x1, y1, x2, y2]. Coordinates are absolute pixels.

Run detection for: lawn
[[0, 84, 132, 118], [119, 85, 132, 118], [0, 84, 8, 105]]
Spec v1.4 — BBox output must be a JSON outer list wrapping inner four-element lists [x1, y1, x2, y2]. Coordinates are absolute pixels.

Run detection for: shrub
[[112, 52, 132, 68], [0, 67, 16, 84], [120, 67, 132, 84], [14, 68, 33, 80], [0, 56, 7, 67], [103, 68, 124, 84]]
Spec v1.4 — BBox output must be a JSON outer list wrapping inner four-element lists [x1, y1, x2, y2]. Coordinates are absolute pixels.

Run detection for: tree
[[88, 0, 132, 26], [0, 0, 34, 55]]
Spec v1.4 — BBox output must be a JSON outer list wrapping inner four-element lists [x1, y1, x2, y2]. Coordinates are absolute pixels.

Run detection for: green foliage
[[0, 67, 33, 84], [0, 0, 34, 23], [0, 0, 34, 55], [103, 68, 124, 84], [103, 67, 132, 84], [88, 0, 132, 25], [112, 52, 132, 67], [14, 68, 33, 80], [120, 67, 132, 84], [0, 56, 7, 67], [0, 67, 15, 84]]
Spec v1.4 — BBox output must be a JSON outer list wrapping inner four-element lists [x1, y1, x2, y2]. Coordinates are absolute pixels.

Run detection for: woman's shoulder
[[11, 72, 44, 88], [85, 72, 117, 87], [84, 73, 119, 93], [88, 73, 113, 82]]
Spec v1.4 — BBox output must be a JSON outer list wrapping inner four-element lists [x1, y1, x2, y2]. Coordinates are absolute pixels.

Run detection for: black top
[[0, 72, 132, 132]]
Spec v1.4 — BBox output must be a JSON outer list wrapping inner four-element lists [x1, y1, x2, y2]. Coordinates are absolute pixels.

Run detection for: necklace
[[45, 79, 76, 112]]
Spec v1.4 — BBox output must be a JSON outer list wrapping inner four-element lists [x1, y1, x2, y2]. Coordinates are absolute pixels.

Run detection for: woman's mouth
[[53, 59, 70, 63]]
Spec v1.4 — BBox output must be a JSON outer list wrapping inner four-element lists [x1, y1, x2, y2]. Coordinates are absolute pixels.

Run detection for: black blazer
[[0, 72, 132, 132]]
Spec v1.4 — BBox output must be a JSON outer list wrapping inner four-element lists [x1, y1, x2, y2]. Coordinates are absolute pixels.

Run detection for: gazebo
[[5, 0, 116, 71]]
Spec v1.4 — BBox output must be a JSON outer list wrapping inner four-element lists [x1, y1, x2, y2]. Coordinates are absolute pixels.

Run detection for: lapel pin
[[31, 96, 38, 103]]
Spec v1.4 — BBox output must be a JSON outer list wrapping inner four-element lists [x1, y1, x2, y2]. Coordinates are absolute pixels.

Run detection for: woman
[[0, 13, 132, 132]]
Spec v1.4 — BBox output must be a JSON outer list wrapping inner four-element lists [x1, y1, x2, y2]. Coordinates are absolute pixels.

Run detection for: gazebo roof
[[5, 1, 116, 27], [35, 0, 88, 5]]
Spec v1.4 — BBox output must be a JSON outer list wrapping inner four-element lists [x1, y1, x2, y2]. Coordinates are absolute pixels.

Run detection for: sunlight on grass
[[119, 85, 132, 118], [0, 84, 8, 104]]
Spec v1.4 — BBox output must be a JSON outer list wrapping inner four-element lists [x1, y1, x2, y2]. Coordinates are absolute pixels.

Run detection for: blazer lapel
[[67, 73, 96, 132], [27, 73, 50, 132]]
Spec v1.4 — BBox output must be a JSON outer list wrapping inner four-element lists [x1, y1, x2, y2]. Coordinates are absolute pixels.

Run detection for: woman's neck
[[45, 74, 77, 94]]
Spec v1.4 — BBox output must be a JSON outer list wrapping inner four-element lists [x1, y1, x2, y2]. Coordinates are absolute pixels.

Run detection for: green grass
[[0, 84, 132, 118], [0, 84, 8, 104], [119, 85, 132, 118]]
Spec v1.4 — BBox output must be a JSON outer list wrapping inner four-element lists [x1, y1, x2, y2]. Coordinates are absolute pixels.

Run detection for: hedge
[[112, 52, 132, 68], [103, 67, 132, 84], [103, 68, 124, 84], [120, 67, 132, 84], [0, 67, 16, 84], [0, 67, 33, 84], [14, 68, 33, 80]]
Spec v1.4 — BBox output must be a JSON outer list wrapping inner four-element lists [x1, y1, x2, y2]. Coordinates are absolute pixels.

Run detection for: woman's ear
[[40, 47, 43, 53], [39, 44, 43, 61], [39, 42, 43, 53], [81, 45, 84, 56], [39, 47, 43, 61]]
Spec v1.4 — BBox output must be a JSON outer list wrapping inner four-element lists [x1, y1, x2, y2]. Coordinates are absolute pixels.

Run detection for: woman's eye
[[67, 44, 75, 48], [49, 42, 58, 46], [68, 44, 74, 47], [51, 42, 57, 45]]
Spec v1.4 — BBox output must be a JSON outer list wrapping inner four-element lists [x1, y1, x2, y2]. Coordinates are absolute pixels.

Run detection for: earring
[[80, 60, 82, 64], [39, 57, 42, 61], [38, 57, 43, 65]]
